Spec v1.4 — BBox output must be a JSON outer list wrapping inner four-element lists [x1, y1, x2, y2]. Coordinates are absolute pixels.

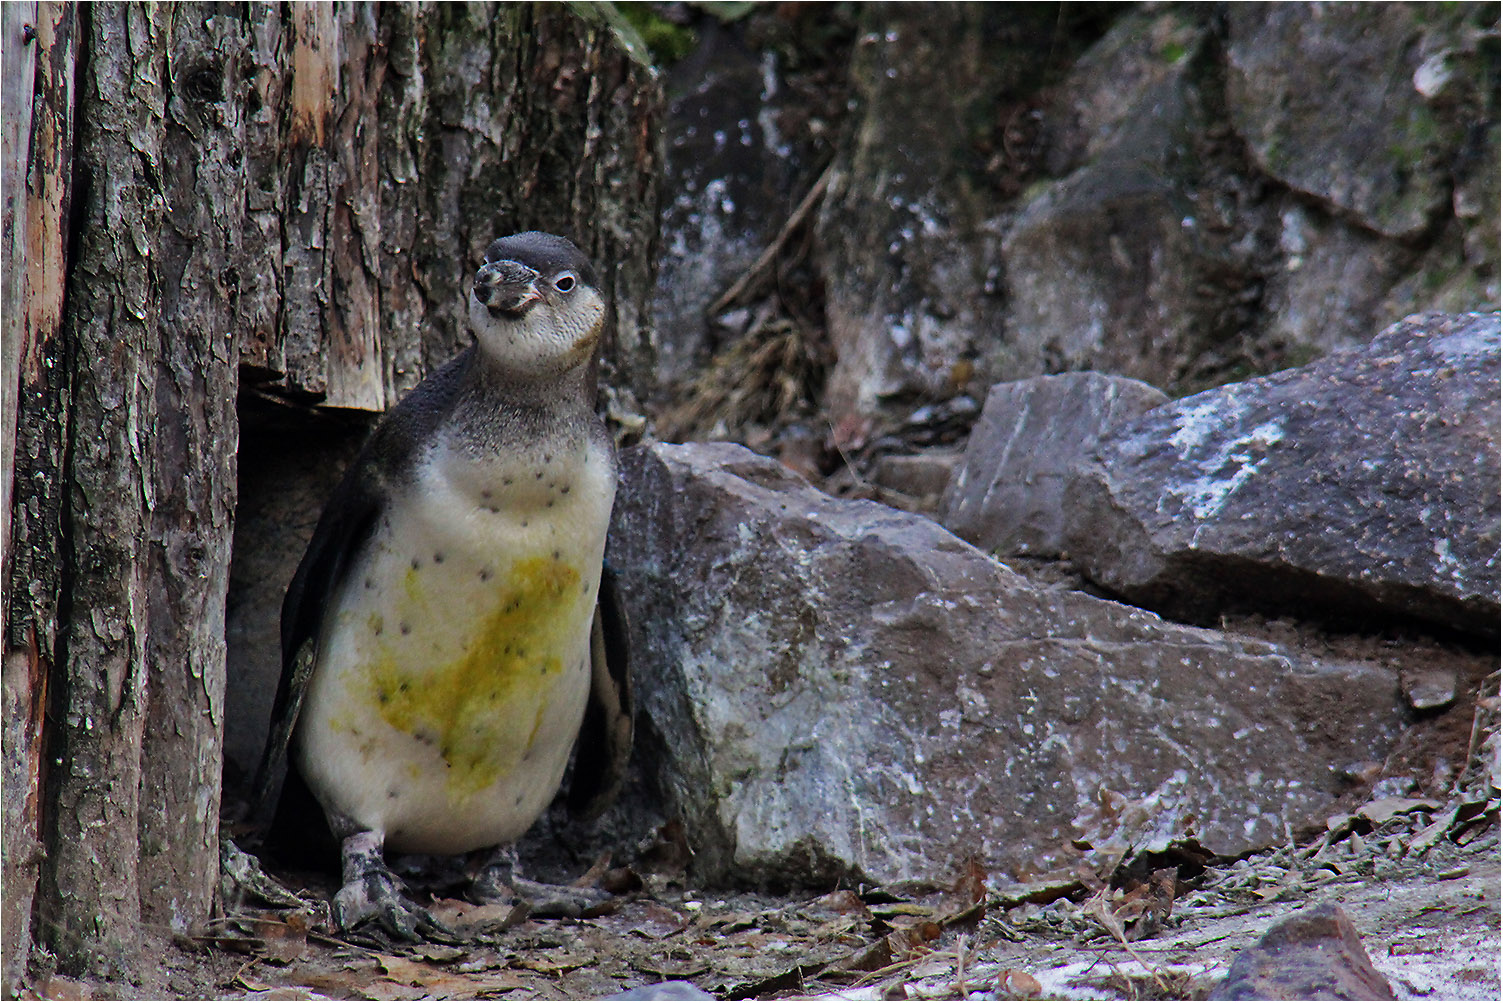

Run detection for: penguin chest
[[296, 438, 615, 854]]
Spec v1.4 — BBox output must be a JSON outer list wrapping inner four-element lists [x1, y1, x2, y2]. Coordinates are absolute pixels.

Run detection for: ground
[[17, 780, 1497, 1001]]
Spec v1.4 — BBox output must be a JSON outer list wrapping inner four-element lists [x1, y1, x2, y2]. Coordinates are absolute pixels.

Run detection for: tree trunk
[[3, 1, 660, 986], [3, 2, 78, 991]]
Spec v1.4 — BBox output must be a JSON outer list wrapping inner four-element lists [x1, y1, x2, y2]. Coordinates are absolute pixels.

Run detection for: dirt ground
[[19, 779, 1498, 1001]]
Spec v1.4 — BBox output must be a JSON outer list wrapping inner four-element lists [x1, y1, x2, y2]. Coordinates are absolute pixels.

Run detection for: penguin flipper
[[249, 353, 472, 836], [567, 562, 634, 818], [250, 468, 385, 832]]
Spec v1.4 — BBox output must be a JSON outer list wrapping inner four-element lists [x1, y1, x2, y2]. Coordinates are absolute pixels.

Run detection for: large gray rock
[[652, 20, 816, 388], [1259, 200, 1428, 360], [816, 6, 1081, 448], [1065, 313, 1501, 637], [609, 442, 1404, 888], [942, 373, 1168, 558], [998, 9, 1253, 394], [1225, 3, 1465, 240]]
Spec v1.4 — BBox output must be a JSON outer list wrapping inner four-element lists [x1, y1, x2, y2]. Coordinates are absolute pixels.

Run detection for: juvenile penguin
[[254, 232, 632, 939]]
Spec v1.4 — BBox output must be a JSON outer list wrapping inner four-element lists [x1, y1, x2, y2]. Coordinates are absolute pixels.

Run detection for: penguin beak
[[474, 259, 542, 318]]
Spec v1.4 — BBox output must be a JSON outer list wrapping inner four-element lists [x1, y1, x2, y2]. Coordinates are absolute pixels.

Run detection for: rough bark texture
[[2, 3, 76, 992], [3, 1, 661, 986], [234, 3, 662, 411]]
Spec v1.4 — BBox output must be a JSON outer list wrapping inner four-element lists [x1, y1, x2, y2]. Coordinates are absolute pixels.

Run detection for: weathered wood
[[233, 3, 662, 411], [2, 2, 76, 992], [32, 2, 166, 976], [136, 2, 241, 932]]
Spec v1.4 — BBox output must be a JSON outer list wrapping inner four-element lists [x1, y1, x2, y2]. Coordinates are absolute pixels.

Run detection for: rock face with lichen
[[653, 2, 1499, 464], [607, 441, 1406, 888], [1062, 312, 1501, 637], [941, 373, 1168, 558]]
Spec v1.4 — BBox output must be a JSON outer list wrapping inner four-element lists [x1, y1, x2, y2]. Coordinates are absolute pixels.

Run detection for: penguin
[[253, 232, 632, 939]]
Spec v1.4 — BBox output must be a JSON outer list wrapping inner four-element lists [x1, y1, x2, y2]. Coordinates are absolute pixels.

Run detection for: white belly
[[295, 436, 615, 854]]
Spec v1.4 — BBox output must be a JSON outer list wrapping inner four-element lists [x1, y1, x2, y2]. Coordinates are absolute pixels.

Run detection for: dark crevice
[[1073, 549, 1499, 655], [34, 0, 89, 970]]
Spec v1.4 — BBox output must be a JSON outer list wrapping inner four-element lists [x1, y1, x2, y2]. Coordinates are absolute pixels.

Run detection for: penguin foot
[[333, 869, 458, 942], [334, 829, 458, 942], [470, 847, 615, 918]]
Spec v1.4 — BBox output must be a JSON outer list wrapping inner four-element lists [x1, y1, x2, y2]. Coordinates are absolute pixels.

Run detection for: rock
[[1259, 201, 1425, 360], [1038, 9, 1209, 177], [999, 8, 1268, 393], [942, 373, 1167, 558], [1225, 3, 1463, 240], [653, 21, 816, 387], [1403, 669, 1459, 712], [869, 452, 963, 510], [816, 6, 1103, 448], [1210, 904, 1397, 1000], [1063, 312, 1501, 637], [608, 441, 1404, 887]]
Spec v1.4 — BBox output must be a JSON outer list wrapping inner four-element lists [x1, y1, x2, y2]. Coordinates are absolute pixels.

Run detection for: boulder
[[999, 8, 1270, 393], [653, 20, 814, 387], [1064, 313, 1501, 637], [608, 441, 1404, 888], [942, 373, 1167, 558], [1225, 3, 1464, 240], [1211, 904, 1396, 1001], [815, 6, 1097, 448], [1259, 201, 1425, 359]]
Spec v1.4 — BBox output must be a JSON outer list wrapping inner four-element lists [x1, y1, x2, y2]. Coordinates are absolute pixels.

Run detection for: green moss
[[624, 6, 698, 64]]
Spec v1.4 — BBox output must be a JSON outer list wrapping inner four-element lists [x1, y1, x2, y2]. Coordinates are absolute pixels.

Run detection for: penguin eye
[[552, 272, 577, 293]]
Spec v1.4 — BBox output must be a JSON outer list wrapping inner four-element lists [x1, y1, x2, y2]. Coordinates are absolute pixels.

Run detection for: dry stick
[[1458, 683, 1496, 791], [1088, 894, 1172, 996], [707, 164, 835, 317], [954, 933, 970, 999]]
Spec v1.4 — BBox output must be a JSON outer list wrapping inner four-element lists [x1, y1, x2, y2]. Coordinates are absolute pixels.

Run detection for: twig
[[954, 933, 970, 999], [708, 164, 834, 316], [1085, 891, 1172, 995]]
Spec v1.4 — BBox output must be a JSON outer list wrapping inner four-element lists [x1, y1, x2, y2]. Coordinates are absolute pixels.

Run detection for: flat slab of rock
[[942, 373, 1167, 557], [1064, 312, 1501, 637], [1211, 904, 1397, 1000], [609, 442, 1404, 887]]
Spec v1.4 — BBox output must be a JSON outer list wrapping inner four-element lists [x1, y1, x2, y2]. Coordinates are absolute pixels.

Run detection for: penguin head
[[468, 232, 605, 378]]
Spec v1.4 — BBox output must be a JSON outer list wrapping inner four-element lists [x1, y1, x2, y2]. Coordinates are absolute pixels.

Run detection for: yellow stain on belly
[[361, 555, 583, 803]]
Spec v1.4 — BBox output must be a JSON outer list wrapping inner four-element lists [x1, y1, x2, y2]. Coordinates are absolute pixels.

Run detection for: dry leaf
[[998, 968, 1042, 999], [807, 889, 872, 920], [374, 952, 432, 986], [637, 819, 694, 874], [628, 902, 691, 940], [517, 950, 595, 974], [430, 897, 527, 935], [952, 858, 988, 907]]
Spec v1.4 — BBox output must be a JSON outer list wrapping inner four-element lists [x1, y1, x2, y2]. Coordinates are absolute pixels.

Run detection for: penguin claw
[[333, 870, 459, 943]]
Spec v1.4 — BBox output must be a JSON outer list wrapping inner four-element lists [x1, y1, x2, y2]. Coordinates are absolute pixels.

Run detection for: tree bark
[[3, 2, 78, 991], [3, 1, 660, 985]]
